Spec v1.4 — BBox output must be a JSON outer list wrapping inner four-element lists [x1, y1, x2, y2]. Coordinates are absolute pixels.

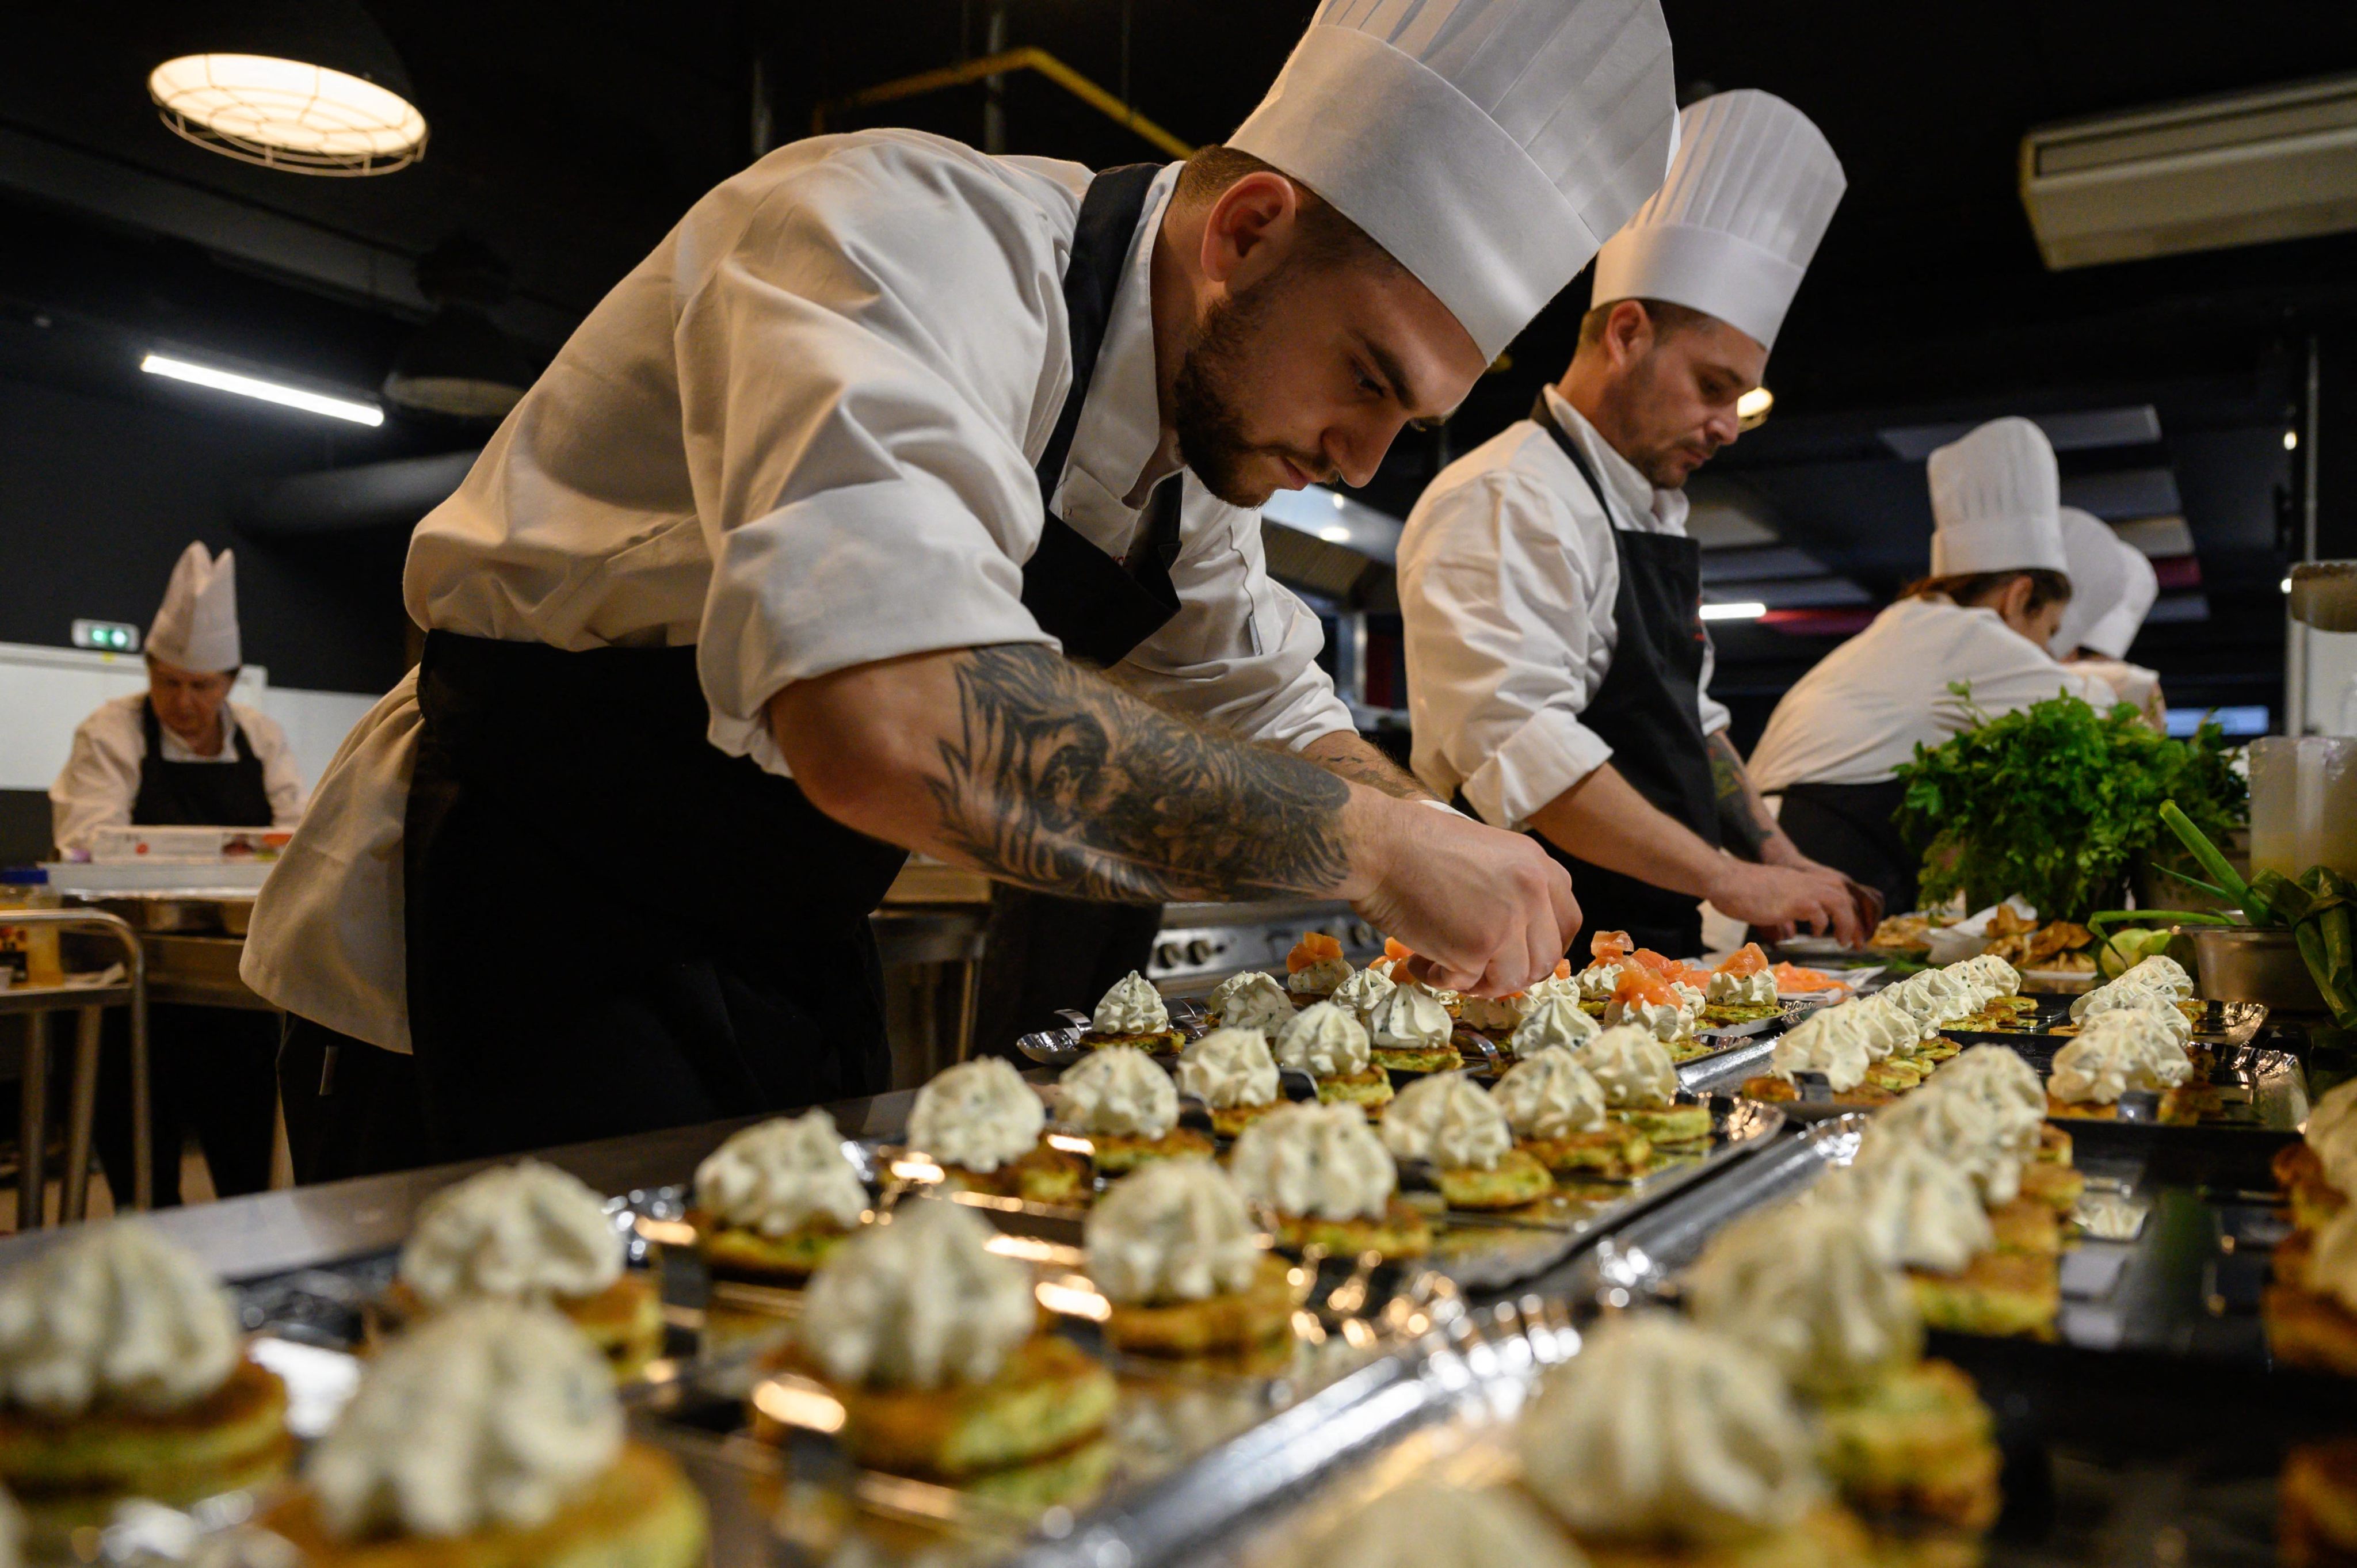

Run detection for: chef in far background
[[2053, 506, 2165, 728], [1746, 418, 2116, 915], [1398, 90, 1875, 960], [49, 541, 303, 1205]]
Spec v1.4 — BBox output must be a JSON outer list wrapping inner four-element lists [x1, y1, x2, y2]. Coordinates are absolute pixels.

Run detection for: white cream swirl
[[1313, 1481, 1587, 1568], [907, 1057, 1047, 1173], [1084, 1159, 1260, 1306], [1706, 970, 1777, 1006], [2308, 1079, 2357, 1195], [399, 1160, 623, 1310], [1456, 992, 1533, 1033], [2118, 953, 2194, 1000], [1576, 1025, 1679, 1109], [1057, 1046, 1181, 1139], [0, 1220, 238, 1416], [1229, 1102, 1395, 1221], [1603, 996, 1691, 1044], [1366, 982, 1453, 1051], [1849, 994, 1925, 1059], [1380, 1075, 1513, 1171], [1207, 970, 1294, 1039], [2070, 987, 2194, 1048], [1174, 1027, 1280, 1109], [1957, 952, 2022, 997], [1687, 1200, 1923, 1401], [1770, 1006, 1872, 1092], [1491, 1046, 1608, 1138], [1890, 968, 1975, 1027], [2302, 1199, 2357, 1314], [1523, 971, 1584, 1009], [1509, 995, 1599, 1056], [306, 1302, 620, 1542], [1575, 962, 1623, 1001], [1287, 955, 1354, 996], [796, 1200, 1036, 1388], [694, 1111, 869, 1237], [1273, 1002, 1373, 1078], [1866, 1088, 2026, 1205], [1518, 1314, 1821, 1546], [1931, 1046, 2047, 1143], [1092, 970, 1170, 1034], [2048, 1010, 2194, 1105], [1329, 965, 1397, 1029], [1826, 1138, 1993, 1274]]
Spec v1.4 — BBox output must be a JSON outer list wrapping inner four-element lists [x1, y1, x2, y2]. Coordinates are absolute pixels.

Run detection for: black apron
[[97, 701, 279, 1207], [132, 701, 273, 827], [1774, 780, 1917, 918], [1511, 394, 1719, 959], [396, 161, 1182, 1165]]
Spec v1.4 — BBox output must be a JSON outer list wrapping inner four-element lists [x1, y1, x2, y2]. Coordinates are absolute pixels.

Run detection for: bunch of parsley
[[1892, 686, 2247, 922]]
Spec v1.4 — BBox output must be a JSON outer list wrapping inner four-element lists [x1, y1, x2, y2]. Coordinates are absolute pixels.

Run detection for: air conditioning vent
[[2020, 74, 2357, 269]]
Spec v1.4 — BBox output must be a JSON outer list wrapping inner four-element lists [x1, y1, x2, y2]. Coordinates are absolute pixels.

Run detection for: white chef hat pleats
[[1231, 0, 1678, 362], [2052, 508, 2160, 658], [1589, 89, 1845, 352], [147, 541, 242, 672], [1927, 417, 2068, 577]]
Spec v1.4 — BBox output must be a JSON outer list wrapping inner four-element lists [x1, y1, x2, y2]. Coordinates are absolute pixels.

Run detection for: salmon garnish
[[1287, 932, 1345, 974], [1383, 937, 1415, 967], [1611, 966, 1681, 1008], [1591, 930, 1633, 963], [1771, 961, 1844, 995], [1717, 941, 1771, 976], [1629, 948, 1681, 977], [1553, 959, 1572, 980]]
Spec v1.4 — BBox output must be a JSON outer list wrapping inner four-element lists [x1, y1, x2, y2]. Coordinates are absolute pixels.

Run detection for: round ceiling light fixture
[[150, 52, 426, 174]]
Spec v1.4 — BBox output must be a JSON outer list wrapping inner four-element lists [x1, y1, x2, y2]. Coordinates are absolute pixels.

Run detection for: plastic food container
[[0, 868, 64, 989]]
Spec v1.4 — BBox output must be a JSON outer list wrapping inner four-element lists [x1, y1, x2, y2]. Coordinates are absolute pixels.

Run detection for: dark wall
[[0, 371, 411, 693]]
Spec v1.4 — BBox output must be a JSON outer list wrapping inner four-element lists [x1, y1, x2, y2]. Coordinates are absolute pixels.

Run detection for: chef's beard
[[1172, 276, 1325, 508]]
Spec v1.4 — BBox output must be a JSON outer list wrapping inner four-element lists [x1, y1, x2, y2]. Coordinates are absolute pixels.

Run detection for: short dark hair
[[1902, 570, 2073, 615], [1174, 145, 1399, 276], [1578, 297, 1712, 351]]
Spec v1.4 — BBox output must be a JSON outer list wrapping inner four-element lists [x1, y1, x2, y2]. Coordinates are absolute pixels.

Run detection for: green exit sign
[[71, 619, 140, 654]]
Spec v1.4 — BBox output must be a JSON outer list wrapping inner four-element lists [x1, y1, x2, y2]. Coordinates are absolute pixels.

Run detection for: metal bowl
[[2186, 925, 2328, 1013]]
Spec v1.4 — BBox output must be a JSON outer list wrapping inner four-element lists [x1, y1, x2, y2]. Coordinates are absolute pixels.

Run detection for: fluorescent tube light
[[141, 353, 384, 426], [1700, 601, 1769, 621]]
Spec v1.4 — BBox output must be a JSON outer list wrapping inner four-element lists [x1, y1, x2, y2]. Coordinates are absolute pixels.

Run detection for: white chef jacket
[[49, 693, 306, 856], [2070, 655, 2163, 727], [1745, 595, 2120, 792], [243, 132, 1352, 1052], [1396, 388, 1732, 831]]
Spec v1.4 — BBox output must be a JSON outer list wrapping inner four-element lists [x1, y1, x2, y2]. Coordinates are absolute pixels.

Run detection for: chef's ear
[[1196, 170, 1302, 292]]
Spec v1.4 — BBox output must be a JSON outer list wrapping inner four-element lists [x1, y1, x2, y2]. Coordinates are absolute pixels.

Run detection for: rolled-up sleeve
[[1114, 490, 1353, 749], [676, 146, 1068, 737], [1400, 471, 1616, 830], [1698, 631, 1731, 738]]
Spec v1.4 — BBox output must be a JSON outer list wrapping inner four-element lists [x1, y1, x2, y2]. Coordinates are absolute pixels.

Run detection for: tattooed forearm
[[1300, 731, 1433, 801], [1707, 731, 1778, 860], [924, 645, 1355, 903]]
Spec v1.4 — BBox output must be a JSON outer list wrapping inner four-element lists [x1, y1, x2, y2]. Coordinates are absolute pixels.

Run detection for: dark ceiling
[[6, 1, 2357, 728]]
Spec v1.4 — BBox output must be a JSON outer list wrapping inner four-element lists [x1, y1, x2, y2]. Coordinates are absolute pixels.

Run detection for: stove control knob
[[1154, 942, 1183, 969], [1184, 938, 1213, 966]]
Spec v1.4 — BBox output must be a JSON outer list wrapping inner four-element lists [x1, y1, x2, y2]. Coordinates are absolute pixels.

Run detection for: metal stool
[[0, 910, 148, 1224]]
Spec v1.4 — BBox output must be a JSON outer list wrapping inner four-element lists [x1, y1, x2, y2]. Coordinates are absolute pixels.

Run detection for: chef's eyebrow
[[1360, 334, 1458, 428]]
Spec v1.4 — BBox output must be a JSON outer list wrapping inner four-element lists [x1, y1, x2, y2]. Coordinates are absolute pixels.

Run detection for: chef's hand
[[1345, 798, 1580, 996], [1707, 859, 1867, 947]]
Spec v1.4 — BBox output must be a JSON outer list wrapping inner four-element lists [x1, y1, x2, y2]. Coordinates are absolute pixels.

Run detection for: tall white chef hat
[[1230, 0, 1678, 363], [147, 541, 241, 673], [2051, 507, 2159, 658], [1927, 417, 2068, 577], [1589, 89, 1846, 353]]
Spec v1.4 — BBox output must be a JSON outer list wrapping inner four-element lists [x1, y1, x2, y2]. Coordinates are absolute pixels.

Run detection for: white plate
[[1776, 935, 1848, 956]]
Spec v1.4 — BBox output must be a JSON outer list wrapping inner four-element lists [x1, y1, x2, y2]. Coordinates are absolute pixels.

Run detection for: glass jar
[[0, 868, 64, 989]]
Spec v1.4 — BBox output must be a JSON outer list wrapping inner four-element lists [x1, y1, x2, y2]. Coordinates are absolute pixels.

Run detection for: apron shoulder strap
[[1035, 163, 1164, 508], [1528, 392, 1622, 532]]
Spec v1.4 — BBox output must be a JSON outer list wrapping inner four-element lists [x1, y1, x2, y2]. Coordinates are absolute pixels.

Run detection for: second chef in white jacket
[[1399, 90, 1873, 960], [2053, 506, 2165, 727], [1746, 417, 2116, 913]]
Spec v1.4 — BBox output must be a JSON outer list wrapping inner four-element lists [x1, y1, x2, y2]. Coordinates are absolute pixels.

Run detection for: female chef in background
[[2053, 506, 2165, 727], [1744, 417, 2115, 915], [49, 543, 304, 1205]]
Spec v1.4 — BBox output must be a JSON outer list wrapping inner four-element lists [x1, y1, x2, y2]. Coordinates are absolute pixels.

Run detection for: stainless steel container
[[2187, 925, 2328, 1012]]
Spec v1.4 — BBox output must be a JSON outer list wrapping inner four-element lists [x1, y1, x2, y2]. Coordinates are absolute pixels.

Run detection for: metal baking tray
[[1938, 994, 2270, 1048]]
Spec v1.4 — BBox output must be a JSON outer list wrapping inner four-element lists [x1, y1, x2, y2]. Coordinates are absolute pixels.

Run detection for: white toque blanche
[[1231, 0, 1678, 363], [1927, 417, 2068, 577], [1589, 88, 1845, 353], [146, 541, 242, 672], [2052, 507, 2159, 658]]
